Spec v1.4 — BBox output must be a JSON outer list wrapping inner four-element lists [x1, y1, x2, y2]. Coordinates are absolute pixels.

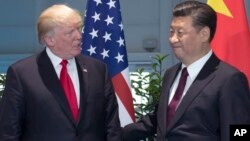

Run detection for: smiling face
[[169, 16, 210, 66]]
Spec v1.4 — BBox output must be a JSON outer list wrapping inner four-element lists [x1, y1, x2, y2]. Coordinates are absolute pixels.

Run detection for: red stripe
[[112, 73, 135, 122]]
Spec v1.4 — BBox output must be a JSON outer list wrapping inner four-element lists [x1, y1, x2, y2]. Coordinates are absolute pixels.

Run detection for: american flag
[[82, 0, 135, 126]]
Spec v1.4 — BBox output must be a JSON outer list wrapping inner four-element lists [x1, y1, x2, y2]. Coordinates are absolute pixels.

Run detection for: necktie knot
[[61, 60, 68, 67], [181, 67, 189, 79]]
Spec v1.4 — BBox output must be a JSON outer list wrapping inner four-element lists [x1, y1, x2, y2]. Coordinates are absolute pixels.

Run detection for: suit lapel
[[75, 56, 89, 127], [166, 54, 220, 131], [37, 50, 75, 125], [158, 64, 181, 136]]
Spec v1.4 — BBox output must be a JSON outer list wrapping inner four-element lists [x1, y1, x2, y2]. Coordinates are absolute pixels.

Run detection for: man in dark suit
[[123, 1, 250, 141], [0, 4, 121, 141]]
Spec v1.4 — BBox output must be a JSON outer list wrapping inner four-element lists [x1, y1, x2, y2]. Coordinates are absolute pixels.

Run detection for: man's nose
[[169, 33, 179, 43], [75, 29, 82, 39]]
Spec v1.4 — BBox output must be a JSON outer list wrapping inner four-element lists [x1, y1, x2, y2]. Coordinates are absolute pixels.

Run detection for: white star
[[119, 23, 123, 31], [101, 49, 110, 59], [93, 0, 102, 6], [84, 10, 87, 17], [115, 52, 124, 63], [89, 28, 98, 39], [107, 0, 116, 9], [104, 15, 114, 26], [103, 32, 112, 42], [87, 45, 96, 55], [92, 12, 101, 23], [117, 37, 124, 47], [82, 26, 85, 34]]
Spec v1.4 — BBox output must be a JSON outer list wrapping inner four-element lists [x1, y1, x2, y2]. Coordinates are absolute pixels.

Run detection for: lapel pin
[[83, 68, 88, 72]]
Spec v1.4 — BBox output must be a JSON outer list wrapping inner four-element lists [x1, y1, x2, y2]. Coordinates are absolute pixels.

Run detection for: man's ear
[[200, 26, 210, 42], [43, 34, 55, 47]]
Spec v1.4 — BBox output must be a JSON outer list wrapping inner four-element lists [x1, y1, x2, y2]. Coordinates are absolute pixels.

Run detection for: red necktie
[[60, 60, 78, 122], [167, 67, 188, 126]]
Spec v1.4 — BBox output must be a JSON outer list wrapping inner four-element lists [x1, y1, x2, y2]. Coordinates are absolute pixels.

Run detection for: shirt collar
[[46, 47, 75, 67], [182, 50, 212, 80]]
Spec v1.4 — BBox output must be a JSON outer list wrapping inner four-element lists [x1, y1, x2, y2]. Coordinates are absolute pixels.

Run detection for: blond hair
[[36, 4, 82, 45]]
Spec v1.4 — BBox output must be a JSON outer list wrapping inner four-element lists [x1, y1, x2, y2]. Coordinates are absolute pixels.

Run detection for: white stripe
[[121, 67, 132, 90], [116, 94, 133, 127]]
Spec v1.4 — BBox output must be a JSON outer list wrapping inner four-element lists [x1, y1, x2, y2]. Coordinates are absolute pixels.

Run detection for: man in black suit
[[123, 1, 250, 141], [0, 4, 121, 141]]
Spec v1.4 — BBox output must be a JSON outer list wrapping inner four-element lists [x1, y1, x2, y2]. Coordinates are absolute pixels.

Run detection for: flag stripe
[[112, 72, 135, 122], [116, 95, 133, 126], [82, 0, 135, 125]]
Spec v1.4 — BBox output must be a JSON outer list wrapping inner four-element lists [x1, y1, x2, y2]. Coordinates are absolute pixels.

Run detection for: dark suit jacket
[[0, 50, 121, 141], [123, 54, 250, 141]]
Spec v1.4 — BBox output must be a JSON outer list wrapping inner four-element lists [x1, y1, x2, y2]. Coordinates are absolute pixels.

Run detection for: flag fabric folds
[[207, 0, 250, 86], [82, 0, 135, 126]]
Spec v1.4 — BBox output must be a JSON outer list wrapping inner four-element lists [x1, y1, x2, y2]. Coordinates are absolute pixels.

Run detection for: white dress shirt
[[168, 50, 212, 106], [46, 48, 80, 107]]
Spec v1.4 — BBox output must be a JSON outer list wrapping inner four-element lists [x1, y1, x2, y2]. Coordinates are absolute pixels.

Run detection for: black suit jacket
[[0, 50, 121, 141], [123, 54, 250, 141]]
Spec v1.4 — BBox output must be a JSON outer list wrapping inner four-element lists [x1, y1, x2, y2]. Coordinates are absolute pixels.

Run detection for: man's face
[[50, 20, 82, 59], [169, 16, 207, 65]]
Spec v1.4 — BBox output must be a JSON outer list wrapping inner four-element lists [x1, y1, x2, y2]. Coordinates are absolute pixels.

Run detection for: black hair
[[173, 1, 217, 42]]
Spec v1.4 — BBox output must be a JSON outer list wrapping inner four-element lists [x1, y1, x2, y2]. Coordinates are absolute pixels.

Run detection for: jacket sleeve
[[103, 64, 122, 141], [0, 66, 25, 141], [122, 107, 157, 141], [219, 71, 250, 141]]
